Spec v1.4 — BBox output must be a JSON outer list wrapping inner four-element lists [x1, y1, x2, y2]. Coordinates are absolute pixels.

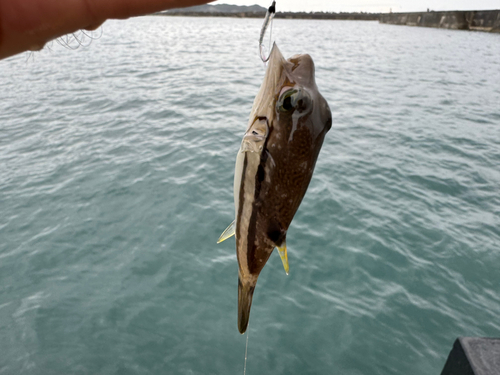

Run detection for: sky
[[212, 0, 500, 13]]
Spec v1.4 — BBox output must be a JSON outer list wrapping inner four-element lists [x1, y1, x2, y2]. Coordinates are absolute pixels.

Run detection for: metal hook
[[259, 1, 276, 63]]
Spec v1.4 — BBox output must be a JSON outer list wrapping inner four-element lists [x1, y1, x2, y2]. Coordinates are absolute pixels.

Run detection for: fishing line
[[241, 4, 275, 372], [243, 328, 250, 375], [259, 1, 276, 63], [55, 27, 103, 50]]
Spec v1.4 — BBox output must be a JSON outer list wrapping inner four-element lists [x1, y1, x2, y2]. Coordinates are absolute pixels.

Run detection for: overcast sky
[[212, 0, 500, 13]]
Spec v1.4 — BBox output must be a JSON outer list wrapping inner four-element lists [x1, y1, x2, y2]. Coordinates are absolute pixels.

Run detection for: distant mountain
[[167, 4, 267, 13]]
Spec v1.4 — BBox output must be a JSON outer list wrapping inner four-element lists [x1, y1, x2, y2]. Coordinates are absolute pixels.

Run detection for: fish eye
[[277, 89, 297, 113], [277, 88, 311, 114], [282, 96, 293, 111]]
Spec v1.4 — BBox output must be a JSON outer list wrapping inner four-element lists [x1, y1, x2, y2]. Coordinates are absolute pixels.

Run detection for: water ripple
[[0, 16, 499, 375]]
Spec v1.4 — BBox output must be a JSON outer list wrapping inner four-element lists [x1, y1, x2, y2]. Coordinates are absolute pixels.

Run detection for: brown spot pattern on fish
[[219, 43, 332, 334]]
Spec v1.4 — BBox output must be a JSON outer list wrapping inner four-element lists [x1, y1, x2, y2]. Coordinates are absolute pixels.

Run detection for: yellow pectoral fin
[[217, 219, 236, 244], [277, 242, 289, 275]]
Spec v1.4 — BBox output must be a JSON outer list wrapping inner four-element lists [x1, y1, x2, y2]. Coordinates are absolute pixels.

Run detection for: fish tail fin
[[238, 277, 255, 334]]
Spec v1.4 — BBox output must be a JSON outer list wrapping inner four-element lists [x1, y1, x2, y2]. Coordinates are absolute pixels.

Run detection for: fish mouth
[[246, 44, 289, 128]]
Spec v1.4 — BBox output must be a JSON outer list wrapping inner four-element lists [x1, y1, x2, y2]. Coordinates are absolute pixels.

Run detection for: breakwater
[[380, 10, 500, 32]]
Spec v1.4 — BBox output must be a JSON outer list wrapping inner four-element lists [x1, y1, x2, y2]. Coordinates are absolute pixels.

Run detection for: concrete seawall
[[380, 10, 500, 32]]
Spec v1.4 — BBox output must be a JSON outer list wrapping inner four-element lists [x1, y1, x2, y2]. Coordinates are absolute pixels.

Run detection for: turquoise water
[[1, 16, 500, 374]]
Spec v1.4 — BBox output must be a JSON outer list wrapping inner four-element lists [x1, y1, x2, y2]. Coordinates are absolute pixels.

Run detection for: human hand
[[0, 0, 213, 60]]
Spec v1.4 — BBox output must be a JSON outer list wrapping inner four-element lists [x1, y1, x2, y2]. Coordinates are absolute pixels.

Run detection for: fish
[[218, 43, 332, 334]]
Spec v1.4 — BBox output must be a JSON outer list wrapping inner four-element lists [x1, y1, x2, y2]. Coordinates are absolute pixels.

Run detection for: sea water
[[1, 16, 499, 375]]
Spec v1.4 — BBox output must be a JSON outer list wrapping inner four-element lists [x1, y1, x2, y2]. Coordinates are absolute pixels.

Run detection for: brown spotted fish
[[218, 43, 332, 334]]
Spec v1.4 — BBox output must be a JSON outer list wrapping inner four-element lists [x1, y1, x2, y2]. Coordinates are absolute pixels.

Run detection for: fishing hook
[[259, 1, 276, 63]]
